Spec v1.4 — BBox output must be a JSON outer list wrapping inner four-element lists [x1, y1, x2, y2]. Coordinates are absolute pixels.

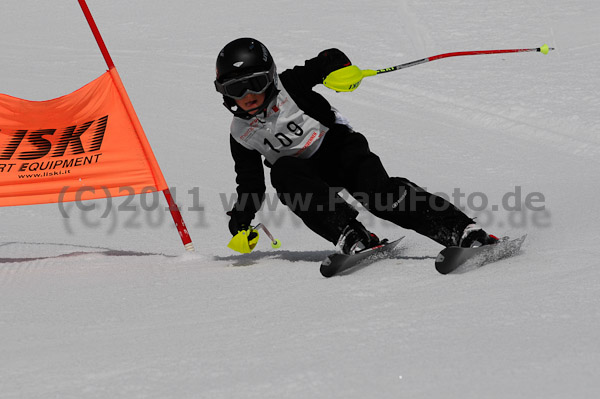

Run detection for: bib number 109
[[264, 121, 304, 153]]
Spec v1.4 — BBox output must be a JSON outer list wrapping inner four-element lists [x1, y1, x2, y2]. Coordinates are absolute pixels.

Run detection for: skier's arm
[[281, 48, 352, 89], [228, 136, 266, 233], [279, 49, 352, 127]]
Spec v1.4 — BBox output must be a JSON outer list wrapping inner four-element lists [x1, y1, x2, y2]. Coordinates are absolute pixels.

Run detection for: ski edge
[[320, 237, 404, 278]]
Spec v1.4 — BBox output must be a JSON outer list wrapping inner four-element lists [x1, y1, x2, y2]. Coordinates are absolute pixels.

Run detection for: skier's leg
[[364, 176, 474, 247], [270, 156, 359, 244], [326, 130, 474, 247]]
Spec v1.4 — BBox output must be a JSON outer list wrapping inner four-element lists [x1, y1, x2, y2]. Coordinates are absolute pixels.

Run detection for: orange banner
[[0, 70, 167, 206]]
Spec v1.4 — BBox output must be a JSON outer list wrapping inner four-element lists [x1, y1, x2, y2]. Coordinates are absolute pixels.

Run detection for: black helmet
[[214, 38, 278, 118]]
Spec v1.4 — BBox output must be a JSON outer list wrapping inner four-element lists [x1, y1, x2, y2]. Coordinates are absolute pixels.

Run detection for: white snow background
[[1, 0, 599, 398]]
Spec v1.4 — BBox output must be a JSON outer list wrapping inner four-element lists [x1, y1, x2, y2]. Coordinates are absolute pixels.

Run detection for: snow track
[[1, 0, 600, 398]]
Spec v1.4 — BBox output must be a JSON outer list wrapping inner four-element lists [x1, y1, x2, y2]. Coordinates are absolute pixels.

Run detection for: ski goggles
[[214, 71, 272, 100]]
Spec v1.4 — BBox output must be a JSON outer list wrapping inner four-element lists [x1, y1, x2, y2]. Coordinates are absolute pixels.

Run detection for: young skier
[[215, 37, 498, 254]]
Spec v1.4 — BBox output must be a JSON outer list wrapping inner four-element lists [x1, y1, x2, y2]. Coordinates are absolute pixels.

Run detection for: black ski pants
[[270, 127, 473, 247]]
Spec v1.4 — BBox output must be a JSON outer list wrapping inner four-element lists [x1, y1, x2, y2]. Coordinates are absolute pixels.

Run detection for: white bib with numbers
[[230, 81, 335, 165]]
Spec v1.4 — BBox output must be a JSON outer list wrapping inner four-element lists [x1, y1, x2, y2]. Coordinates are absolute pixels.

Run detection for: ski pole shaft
[[374, 44, 555, 74], [254, 223, 282, 248], [324, 44, 554, 93]]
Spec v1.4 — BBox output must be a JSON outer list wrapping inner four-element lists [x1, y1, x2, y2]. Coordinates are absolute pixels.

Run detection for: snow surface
[[1, 0, 599, 398]]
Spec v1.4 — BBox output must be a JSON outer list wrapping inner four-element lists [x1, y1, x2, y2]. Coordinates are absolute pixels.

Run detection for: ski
[[320, 237, 404, 278], [435, 234, 527, 274]]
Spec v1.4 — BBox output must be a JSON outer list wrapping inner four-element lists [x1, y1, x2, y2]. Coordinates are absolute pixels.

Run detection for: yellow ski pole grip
[[362, 69, 377, 77], [227, 228, 260, 253]]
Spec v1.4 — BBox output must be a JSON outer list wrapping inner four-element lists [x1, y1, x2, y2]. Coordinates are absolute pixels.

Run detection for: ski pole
[[227, 223, 281, 253], [372, 44, 554, 75], [324, 44, 555, 92], [254, 223, 282, 249]]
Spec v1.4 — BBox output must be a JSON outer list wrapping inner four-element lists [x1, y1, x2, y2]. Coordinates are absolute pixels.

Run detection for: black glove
[[227, 210, 253, 236], [317, 48, 352, 76]]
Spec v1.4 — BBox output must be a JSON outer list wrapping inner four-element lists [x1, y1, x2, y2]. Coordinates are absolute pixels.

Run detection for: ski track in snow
[[2, 0, 600, 398], [346, 78, 600, 163]]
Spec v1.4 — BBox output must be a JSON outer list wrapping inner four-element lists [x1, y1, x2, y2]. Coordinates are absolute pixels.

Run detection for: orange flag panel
[[0, 70, 167, 206]]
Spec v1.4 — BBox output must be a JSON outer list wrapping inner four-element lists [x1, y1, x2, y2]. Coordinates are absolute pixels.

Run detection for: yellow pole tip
[[540, 44, 551, 55]]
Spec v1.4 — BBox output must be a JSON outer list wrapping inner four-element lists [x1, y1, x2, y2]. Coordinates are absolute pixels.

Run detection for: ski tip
[[435, 233, 528, 275], [319, 236, 405, 278], [320, 267, 336, 278], [319, 254, 338, 278]]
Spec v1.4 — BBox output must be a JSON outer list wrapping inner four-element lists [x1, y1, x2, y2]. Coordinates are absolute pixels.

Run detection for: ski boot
[[337, 219, 381, 255], [459, 224, 499, 248]]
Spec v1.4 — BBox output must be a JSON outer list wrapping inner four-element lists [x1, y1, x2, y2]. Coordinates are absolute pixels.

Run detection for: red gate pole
[[78, 0, 194, 251]]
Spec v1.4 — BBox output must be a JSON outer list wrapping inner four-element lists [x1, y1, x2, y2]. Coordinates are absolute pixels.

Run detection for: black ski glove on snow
[[317, 48, 352, 78], [227, 210, 254, 236]]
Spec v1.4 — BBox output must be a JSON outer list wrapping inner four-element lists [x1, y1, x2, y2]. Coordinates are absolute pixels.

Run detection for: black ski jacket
[[228, 49, 352, 225]]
